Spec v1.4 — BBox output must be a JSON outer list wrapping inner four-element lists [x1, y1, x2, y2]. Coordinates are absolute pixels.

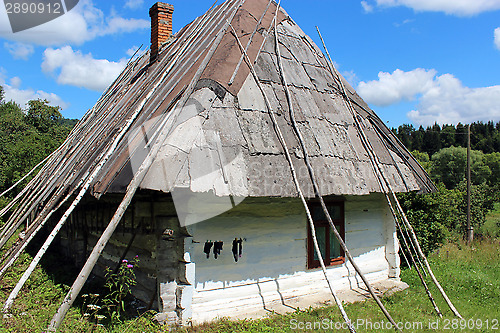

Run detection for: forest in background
[[394, 122, 500, 155]]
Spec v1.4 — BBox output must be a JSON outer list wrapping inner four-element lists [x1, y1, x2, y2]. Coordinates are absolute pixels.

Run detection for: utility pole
[[466, 124, 473, 244]]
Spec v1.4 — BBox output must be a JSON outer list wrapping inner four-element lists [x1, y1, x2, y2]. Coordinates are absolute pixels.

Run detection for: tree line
[[393, 122, 500, 156]]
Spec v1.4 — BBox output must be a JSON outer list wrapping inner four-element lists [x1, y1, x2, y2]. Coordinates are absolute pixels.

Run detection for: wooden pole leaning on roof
[[0, 150, 55, 201], [390, 193, 463, 318], [266, 15, 400, 331], [0, 56, 142, 260], [1, 42, 178, 310], [228, 15, 356, 332], [0, 105, 107, 273], [386, 193, 442, 317], [2, 0, 226, 283], [367, 122, 428, 277], [315, 26, 462, 320], [0, 44, 143, 244], [0, 92, 116, 250], [48, 1, 246, 330], [2, 81, 160, 309]]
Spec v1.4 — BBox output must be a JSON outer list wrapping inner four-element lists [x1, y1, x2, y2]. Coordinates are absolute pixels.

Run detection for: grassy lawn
[[0, 238, 499, 332], [480, 202, 500, 238]]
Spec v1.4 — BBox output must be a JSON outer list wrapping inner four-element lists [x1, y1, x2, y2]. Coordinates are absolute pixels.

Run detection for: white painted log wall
[[186, 193, 399, 322]]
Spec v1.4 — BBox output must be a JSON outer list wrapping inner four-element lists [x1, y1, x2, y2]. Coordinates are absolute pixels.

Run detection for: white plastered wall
[[160, 193, 399, 323]]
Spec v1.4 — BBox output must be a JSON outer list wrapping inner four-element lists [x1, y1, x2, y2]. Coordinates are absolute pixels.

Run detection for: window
[[307, 201, 345, 269]]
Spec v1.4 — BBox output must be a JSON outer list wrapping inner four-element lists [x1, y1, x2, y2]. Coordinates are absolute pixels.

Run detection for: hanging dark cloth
[[203, 241, 213, 259], [213, 241, 223, 259], [232, 238, 243, 262], [232, 238, 238, 262]]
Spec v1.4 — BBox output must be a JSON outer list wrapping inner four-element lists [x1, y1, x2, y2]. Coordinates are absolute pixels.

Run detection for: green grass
[[480, 202, 500, 238], [0, 239, 499, 332]]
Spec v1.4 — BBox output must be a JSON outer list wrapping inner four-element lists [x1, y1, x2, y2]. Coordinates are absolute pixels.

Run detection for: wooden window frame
[[307, 201, 345, 269]]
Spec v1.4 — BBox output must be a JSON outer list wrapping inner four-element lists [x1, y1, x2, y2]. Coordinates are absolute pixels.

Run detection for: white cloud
[[358, 68, 436, 106], [99, 16, 150, 36], [125, 0, 145, 10], [4, 42, 35, 60], [495, 28, 500, 50], [9, 76, 21, 88], [42, 46, 127, 91], [361, 1, 374, 13], [357, 68, 500, 125], [0, 70, 69, 109], [0, 0, 149, 46], [367, 0, 500, 16]]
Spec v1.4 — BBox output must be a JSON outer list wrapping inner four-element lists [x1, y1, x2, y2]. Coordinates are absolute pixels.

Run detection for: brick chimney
[[149, 2, 174, 63]]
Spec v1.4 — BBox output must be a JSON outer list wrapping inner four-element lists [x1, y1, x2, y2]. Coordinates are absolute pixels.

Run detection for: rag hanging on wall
[[213, 241, 223, 259], [203, 240, 213, 259], [232, 238, 243, 262]]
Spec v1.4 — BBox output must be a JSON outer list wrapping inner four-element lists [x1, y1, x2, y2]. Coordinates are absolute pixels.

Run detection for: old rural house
[[1, 0, 461, 330]]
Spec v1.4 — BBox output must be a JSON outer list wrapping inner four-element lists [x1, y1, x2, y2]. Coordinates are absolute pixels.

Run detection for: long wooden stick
[[229, 16, 356, 332], [369, 123, 428, 277], [392, 203, 442, 317], [0, 101, 111, 249], [228, 0, 273, 86], [271, 19, 399, 331], [0, 55, 142, 245], [1, 49, 180, 309], [0, 151, 55, 200], [316, 25, 462, 319], [0, 186, 79, 280], [391, 193, 462, 318], [0, 63, 141, 272], [47, 2, 245, 330]]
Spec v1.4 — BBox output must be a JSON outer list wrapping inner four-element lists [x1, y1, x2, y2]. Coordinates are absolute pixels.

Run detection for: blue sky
[[1, 0, 500, 128]]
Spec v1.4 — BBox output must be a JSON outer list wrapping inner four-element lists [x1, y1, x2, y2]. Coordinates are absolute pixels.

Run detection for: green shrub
[[397, 181, 495, 255]]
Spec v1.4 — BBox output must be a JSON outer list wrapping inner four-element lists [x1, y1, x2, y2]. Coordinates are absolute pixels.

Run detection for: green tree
[[26, 99, 63, 133], [422, 123, 441, 156], [430, 146, 491, 189], [411, 126, 425, 151], [398, 181, 494, 254], [455, 123, 468, 147], [398, 185, 460, 255], [484, 152, 500, 186], [440, 124, 455, 148], [0, 87, 75, 198], [397, 124, 414, 151], [411, 150, 431, 174]]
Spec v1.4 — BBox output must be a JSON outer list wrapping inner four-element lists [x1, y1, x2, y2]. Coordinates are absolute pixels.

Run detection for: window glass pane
[[312, 206, 325, 220], [329, 206, 341, 219], [330, 229, 341, 259], [313, 226, 326, 260], [311, 205, 341, 220]]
